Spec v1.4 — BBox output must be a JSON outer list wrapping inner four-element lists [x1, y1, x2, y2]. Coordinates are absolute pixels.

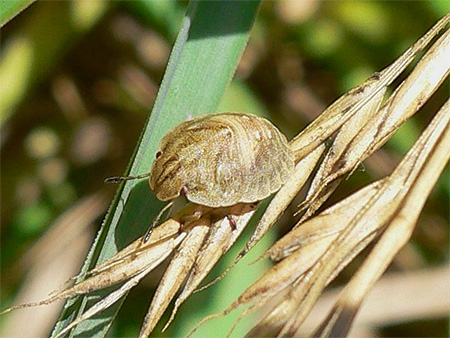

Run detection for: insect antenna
[[142, 200, 174, 243], [104, 172, 150, 183]]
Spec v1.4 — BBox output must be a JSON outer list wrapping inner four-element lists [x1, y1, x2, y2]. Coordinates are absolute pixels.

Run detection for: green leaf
[[52, 1, 260, 337], [0, 0, 35, 27], [120, 0, 184, 41]]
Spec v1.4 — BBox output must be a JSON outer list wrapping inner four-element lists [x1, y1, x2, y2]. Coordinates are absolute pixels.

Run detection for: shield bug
[[107, 112, 295, 236]]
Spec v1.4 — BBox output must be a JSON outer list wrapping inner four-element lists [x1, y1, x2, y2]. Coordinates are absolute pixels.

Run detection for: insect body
[[150, 113, 294, 207], [2, 113, 296, 336]]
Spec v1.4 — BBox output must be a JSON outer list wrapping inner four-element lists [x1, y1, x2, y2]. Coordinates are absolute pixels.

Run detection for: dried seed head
[[150, 113, 294, 207]]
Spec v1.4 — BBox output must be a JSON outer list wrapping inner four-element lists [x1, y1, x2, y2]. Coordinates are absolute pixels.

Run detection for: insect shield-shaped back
[[149, 113, 295, 207]]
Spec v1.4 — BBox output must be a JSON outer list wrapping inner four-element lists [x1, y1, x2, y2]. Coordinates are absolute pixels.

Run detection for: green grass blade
[[120, 0, 184, 41], [51, 1, 260, 337], [0, 0, 35, 27]]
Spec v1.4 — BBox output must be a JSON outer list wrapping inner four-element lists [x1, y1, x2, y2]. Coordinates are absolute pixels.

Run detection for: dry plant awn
[[189, 14, 450, 338], [2, 13, 449, 338], [1, 112, 298, 337]]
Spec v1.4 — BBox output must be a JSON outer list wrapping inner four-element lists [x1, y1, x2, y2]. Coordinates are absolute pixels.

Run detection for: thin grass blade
[[51, 1, 260, 337], [0, 0, 35, 27]]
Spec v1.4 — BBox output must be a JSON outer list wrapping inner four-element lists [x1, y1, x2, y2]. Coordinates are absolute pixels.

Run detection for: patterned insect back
[[150, 113, 294, 207]]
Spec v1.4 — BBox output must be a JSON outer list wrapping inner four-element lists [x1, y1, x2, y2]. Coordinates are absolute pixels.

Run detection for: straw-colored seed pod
[[150, 113, 294, 207]]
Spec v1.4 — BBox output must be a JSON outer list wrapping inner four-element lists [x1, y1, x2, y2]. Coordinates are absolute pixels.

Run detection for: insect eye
[[155, 151, 162, 159]]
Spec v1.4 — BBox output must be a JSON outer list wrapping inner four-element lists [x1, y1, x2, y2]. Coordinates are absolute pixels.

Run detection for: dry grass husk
[[1, 13, 449, 338]]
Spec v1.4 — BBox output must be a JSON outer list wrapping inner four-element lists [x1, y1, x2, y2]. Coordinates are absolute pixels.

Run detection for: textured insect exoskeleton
[[1, 113, 299, 338], [109, 112, 295, 231], [150, 113, 295, 206]]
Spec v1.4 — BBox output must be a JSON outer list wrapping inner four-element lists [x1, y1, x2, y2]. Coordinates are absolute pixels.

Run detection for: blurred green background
[[1, 1, 448, 337]]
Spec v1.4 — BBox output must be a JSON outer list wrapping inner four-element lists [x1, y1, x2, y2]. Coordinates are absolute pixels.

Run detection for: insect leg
[[142, 201, 174, 243], [226, 215, 237, 230]]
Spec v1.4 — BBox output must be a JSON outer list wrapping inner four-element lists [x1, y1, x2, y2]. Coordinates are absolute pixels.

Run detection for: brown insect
[[107, 112, 294, 236]]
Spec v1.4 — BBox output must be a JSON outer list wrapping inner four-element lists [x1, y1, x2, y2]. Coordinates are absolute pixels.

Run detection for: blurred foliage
[[0, 0, 35, 27], [1, 1, 448, 337]]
